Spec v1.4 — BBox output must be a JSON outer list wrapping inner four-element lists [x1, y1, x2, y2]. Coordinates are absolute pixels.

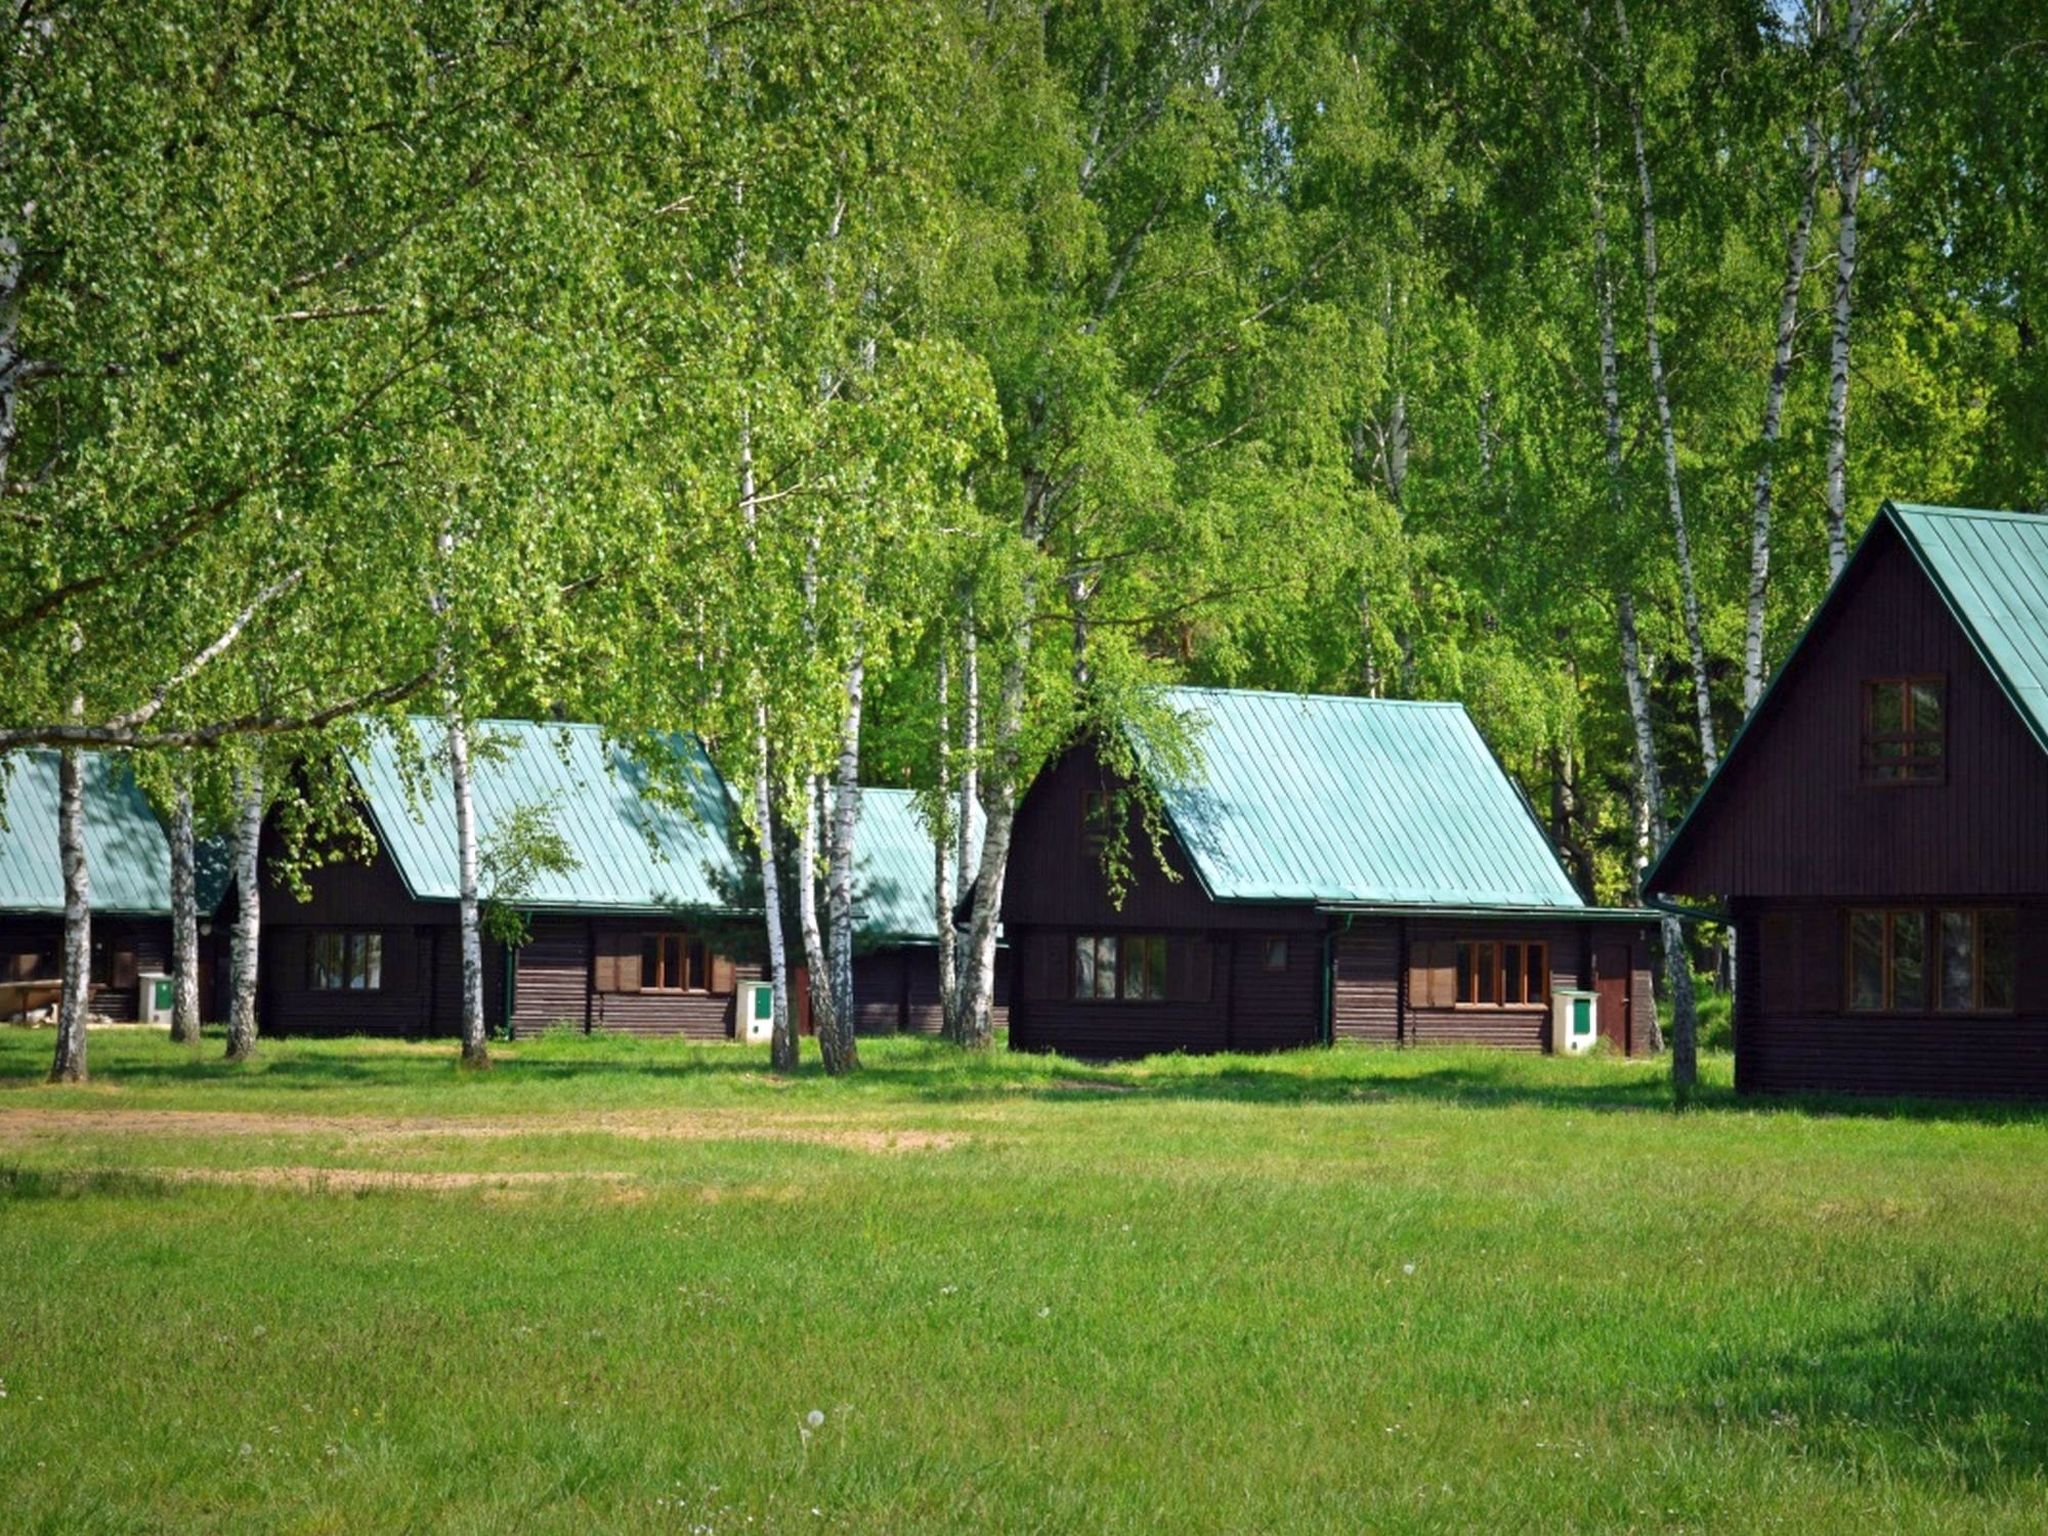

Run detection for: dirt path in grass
[[0, 1106, 965, 1154]]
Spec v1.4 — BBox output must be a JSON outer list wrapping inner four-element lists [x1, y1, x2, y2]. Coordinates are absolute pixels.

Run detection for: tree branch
[[102, 569, 305, 731]]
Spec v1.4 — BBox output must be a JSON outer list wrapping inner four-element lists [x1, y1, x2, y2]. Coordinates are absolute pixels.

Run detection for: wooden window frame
[[1071, 932, 1168, 1004], [1263, 936, 1290, 973], [639, 931, 709, 994], [1860, 676, 1946, 785], [1849, 906, 2017, 1015], [1080, 789, 1114, 852], [308, 930, 384, 992], [1448, 939, 1549, 1009]]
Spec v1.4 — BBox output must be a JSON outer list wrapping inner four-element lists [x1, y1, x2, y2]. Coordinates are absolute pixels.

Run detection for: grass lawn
[[4, 1030, 2046, 1533]]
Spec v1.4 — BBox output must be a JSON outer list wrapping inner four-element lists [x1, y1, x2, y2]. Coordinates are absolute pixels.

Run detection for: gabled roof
[[853, 788, 946, 943], [0, 752, 175, 915], [1648, 501, 2048, 893], [354, 719, 745, 914], [1138, 687, 1589, 911], [852, 787, 993, 943], [1887, 503, 2048, 753]]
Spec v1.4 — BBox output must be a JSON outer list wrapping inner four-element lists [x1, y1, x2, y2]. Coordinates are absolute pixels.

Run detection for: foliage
[[476, 804, 581, 949]]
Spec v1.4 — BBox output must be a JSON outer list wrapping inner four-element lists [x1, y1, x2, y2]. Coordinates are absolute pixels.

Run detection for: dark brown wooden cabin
[[1003, 688, 1656, 1059], [1650, 502, 2048, 1100], [253, 723, 999, 1044], [250, 720, 762, 1041], [0, 751, 200, 1023]]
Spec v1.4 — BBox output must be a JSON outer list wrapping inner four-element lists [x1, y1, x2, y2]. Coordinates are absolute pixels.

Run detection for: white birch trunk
[[448, 713, 488, 1067], [1617, 0, 1718, 777], [1618, 595, 1681, 1067], [49, 746, 91, 1082], [0, 230, 23, 492], [1825, 0, 1870, 579], [1589, 87, 1675, 1063], [170, 783, 201, 1044], [796, 774, 832, 1044], [755, 717, 798, 1072], [226, 762, 263, 1061], [1745, 125, 1826, 711], [934, 644, 957, 1029], [819, 648, 863, 1075], [957, 474, 1047, 1049]]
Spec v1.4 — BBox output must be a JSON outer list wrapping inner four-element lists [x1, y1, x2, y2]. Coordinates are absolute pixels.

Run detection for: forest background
[[3, 0, 2041, 1080]]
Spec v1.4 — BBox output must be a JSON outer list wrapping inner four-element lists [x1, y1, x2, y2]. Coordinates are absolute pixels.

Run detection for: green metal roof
[[354, 719, 745, 914], [1139, 687, 1588, 910], [0, 752, 175, 915], [853, 788, 946, 943], [1648, 501, 2048, 893], [1888, 503, 2048, 753]]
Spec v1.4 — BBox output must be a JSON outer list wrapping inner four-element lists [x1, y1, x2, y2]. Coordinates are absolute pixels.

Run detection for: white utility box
[[736, 979, 776, 1043], [1550, 989, 1599, 1055], [138, 972, 176, 1026]]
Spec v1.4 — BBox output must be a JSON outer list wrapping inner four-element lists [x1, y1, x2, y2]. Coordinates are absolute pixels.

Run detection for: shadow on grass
[[1694, 1285, 2048, 1492], [8, 1027, 2048, 1127]]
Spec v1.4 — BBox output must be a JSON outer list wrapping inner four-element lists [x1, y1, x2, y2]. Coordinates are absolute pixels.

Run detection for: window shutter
[[594, 932, 638, 995], [619, 932, 643, 994], [1168, 937, 1212, 1003], [709, 953, 736, 994], [1408, 941, 1452, 1009]]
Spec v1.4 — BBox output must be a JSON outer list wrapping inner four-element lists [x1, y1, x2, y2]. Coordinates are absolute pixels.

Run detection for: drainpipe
[[501, 932, 518, 1042], [1322, 913, 1352, 1047]]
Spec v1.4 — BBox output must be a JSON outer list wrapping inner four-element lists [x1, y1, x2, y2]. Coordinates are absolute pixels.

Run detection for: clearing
[[2, 1028, 2044, 1533]]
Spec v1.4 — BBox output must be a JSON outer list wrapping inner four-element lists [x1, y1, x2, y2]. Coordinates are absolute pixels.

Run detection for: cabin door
[[1593, 942, 1632, 1056]]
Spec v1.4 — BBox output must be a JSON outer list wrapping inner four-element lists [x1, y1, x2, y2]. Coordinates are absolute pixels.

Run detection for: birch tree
[[224, 760, 264, 1063], [1823, 0, 1873, 578]]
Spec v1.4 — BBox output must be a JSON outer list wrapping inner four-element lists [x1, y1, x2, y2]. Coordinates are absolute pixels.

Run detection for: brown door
[[1593, 942, 1632, 1056]]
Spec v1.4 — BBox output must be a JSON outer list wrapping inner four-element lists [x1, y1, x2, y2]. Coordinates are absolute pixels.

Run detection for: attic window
[[1862, 678, 1944, 783], [1080, 789, 1114, 851]]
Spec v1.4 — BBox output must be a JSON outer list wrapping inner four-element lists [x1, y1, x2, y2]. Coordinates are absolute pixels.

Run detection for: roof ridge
[[1163, 684, 1464, 709], [1888, 502, 2048, 525]]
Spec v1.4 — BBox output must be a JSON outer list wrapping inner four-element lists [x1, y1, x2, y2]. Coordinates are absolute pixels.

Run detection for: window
[[1263, 936, 1290, 972], [640, 932, 708, 992], [1862, 678, 1944, 782], [1851, 907, 2018, 1014], [1073, 933, 1167, 1001], [310, 931, 383, 991], [1846, 909, 1928, 1011], [1455, 940, 1547, 1005], [1411, 940, 1550, 1008], [1081, 789, 1115, 851]]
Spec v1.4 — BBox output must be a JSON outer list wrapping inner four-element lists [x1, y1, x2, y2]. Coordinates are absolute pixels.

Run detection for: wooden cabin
[[255, 721, 998, 1043], [1002, 687, 1656, 1058], [254, 719, 760, 1040], [1649, 502, 2048, 1100], [845, 788, 1008, 1036], [0, 752, 203, 1023]]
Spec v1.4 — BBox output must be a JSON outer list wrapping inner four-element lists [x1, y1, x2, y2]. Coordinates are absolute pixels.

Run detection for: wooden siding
[[508, 920, 593, 1036], [0, 915, 169, 1023], [1332, 920, 1401, 1042], [1733, 897, 2048, 1098], [1005, 743, 1308, 934], [1657, 520, 2048, 898], [1332, 915, 1653, 1055], [1228, 930, 1322, 1051], [853, 950, 907, 1036]]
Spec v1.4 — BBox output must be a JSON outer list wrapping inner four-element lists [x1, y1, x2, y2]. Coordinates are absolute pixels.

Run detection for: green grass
[[4, 1030, 2046, 1533]]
